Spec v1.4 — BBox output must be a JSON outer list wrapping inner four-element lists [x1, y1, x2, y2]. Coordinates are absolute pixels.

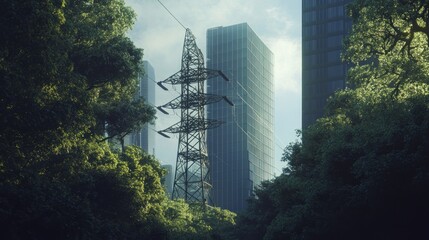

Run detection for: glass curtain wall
[[206, 23, 275, 212]]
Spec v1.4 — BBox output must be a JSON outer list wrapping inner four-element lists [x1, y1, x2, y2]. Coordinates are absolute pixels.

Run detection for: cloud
[[266, 37, 302, 93]]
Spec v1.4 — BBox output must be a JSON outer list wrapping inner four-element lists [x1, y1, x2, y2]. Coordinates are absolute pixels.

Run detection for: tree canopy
[[0, 1, 235, 239], [344, 0, 429, 91], [233, 1, 429, 239]]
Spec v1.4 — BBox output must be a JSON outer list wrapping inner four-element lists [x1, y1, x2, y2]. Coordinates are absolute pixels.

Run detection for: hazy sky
[[125, 0, 302, 176]]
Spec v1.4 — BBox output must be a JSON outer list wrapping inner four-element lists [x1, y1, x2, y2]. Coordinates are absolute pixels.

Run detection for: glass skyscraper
[[302, 0, 353, 128], [140, 61, 156, 155], [206, 23, 275, 212], [124, 60, 156, 155]]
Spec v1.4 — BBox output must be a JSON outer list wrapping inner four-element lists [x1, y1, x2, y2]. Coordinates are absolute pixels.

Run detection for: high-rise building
[[161, 164, 174, 197], [302, 0, 353, 128], [140, 61, 156, 155], [124, 61, 156, 155], [206, 23, 275, 212]]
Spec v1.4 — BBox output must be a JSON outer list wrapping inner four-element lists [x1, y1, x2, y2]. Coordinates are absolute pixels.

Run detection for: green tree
[[162, 200, 236, 240], [233, 1, 429, 239], [0, 0, 160, 239], [0, 1, 237, 239], [344, 0, 429, 91], [235, 87, 429, 240], [0, 0, 152, 176]]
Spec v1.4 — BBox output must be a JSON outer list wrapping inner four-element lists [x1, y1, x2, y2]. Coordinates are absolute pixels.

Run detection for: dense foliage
[[0, 0, 235, 239], [234, 1, 429, 239]]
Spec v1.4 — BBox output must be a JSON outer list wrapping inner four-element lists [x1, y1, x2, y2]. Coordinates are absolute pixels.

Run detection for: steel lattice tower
[[156, 29, 232, 205]]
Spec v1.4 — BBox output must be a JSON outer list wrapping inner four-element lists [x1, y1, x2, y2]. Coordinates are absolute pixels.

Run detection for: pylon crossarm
[[178, 150, 208, 161], [158, 118, 224, 134], [160, 93, 225, 109], [157, 70, 182, 87], [158, 68, 229, 87], [204, 68, 229, 81]]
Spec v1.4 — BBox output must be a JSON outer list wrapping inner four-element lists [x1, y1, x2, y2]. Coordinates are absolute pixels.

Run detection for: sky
[[125, 0, 302, 176]]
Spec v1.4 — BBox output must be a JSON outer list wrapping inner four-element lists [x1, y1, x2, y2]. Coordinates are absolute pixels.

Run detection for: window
[[327, 50, 342, 63], [327, 65, 343, 78], [327, 35, 343, 48], [327, 20, 344, 33], [327, 6, 344, 19], [303, 10, 317, 23]]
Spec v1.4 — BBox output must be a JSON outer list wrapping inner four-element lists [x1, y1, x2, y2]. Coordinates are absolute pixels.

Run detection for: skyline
[[125, 0, 302, 175]]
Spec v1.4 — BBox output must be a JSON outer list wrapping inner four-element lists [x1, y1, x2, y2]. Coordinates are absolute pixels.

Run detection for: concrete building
[[206, 23, 275, 212], [302, 0, 353, 128]]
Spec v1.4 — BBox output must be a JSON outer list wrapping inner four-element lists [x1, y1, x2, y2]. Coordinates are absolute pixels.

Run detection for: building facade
[[161, 164, 174, 197], [206, 23, 275, 212], [124, 61, 156, 155], [302, 0, 353, 128], [140, 61, 156, 155]]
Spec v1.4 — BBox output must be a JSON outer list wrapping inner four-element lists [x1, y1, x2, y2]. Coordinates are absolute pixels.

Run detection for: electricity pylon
[[156, 29, 232, 205]]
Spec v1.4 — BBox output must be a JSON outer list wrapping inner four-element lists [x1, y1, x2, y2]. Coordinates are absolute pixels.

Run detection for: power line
[[157, 0, 186, 30]]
